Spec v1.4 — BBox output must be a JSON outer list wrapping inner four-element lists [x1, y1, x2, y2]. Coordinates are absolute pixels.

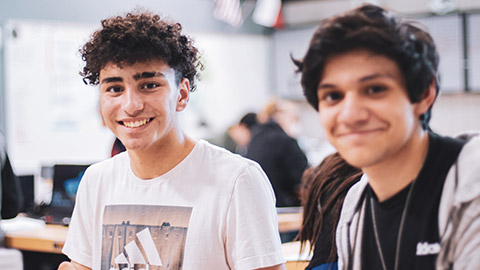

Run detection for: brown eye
[[141, 83, 160, 90], [366, 85, 387, 95], [323, 91, 343, 103], [107, 86, 123, 93]]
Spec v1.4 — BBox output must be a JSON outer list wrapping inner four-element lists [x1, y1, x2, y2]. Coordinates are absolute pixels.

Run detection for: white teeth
[[123, 119, 150, 128]]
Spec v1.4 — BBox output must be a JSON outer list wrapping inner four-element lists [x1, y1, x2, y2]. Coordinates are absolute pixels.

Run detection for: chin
[[342, 158, 364, 169], [338, 150, 377, 169], [121, 141, 144, 151]]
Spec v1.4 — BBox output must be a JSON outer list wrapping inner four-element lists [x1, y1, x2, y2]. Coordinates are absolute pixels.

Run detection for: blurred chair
[[0, 248, 23, 270]]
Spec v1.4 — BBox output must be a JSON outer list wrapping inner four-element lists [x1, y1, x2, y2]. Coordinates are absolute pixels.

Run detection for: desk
[[5, 212, 302, 254], [282, 241, 311, 270], [4, 224, 68, 254], [277, 207, 303, 233], [277, 212, 303, 233]]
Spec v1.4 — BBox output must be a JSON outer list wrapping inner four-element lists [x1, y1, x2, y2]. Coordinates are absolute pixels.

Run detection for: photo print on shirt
[[101, 204, 192, 270]]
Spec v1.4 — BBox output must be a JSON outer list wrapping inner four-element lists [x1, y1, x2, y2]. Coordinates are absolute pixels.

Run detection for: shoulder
[[449, 133, 480, 202], [440, 133, 480, 211], [251, 122, 287, 139], [338, 175, 368, 225], [195, 140, 271, 192], [336, 175, 368, 267], [437, 134, 480, 268], [343, 175, 368, 207], [199, 140, 269, 179], [82, 151, 129, 183], [456, 133, 480, 164], [196, 139, 260, 169]]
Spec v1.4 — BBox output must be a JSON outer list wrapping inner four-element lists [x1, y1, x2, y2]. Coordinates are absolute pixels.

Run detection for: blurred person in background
[[0, 132, 23, 246], [227, 112, 258, 155], [245, 99, 309, 208], [0, 131, 24, 270]]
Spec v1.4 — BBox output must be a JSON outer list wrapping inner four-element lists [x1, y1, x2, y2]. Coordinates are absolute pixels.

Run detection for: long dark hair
[[298, 152, 362, 261]]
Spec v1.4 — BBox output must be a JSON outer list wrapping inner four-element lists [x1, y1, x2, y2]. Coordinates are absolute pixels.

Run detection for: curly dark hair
[[80, 12, 202, 91], [293, 4, 439, 129]]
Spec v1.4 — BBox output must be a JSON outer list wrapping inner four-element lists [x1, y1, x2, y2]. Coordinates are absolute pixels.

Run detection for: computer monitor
[[46, 164, 89, 225]]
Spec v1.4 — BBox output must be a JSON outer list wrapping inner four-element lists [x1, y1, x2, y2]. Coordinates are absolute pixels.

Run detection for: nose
[[122, 87, 144, 116], [337, 93, 369, 126]]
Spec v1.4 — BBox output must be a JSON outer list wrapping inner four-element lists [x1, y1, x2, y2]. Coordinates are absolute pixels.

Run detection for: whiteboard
[[4, 20, 113, 168]]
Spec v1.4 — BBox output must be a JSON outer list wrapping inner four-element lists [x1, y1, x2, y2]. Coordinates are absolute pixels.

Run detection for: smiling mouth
[[121, 118, 153, 128], [338, 128, 383, 137]]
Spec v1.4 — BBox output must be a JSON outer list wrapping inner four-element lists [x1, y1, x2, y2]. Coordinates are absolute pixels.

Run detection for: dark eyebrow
[[133, 72, 165, 81], [101, 77, 123, 84], [318, 72, 395, 91], [318, 83, 336, 91], [359, 73, 394, 82]]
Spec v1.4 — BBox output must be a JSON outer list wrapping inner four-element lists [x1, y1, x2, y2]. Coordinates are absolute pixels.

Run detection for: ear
[[98, 102, 106, 127], [414, 79, 437, 117], [176, 78, 190, 112]]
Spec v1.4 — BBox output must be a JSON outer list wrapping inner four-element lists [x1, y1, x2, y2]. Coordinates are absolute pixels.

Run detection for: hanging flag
[[428, 0, 457, 14], [213, 0, 243, 27], [252, 0, 284, 28]]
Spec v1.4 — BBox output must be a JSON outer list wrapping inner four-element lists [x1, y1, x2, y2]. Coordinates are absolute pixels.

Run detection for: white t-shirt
[[63, 140, 285, 270]]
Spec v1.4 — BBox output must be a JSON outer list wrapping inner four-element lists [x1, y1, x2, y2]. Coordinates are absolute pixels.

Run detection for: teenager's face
[[317, 50, 428, 169], [99, 60, 189, 152]]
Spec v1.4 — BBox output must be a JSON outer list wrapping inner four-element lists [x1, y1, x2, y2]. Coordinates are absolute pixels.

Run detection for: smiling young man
[[294, 4, 480, 270], [58, 12, 285, 270]]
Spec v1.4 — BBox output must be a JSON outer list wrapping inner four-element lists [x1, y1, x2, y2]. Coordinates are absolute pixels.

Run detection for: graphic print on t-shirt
[[101, 204, 192, 270]]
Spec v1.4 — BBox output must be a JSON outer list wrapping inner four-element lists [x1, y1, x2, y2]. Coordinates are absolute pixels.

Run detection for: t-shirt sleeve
[[224, 163, 285, 270], [62, 168, 95, 268]]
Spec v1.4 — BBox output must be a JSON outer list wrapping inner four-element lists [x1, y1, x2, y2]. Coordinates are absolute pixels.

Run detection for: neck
[[128, 132, 195, 179], [364, 129, 430, 202]]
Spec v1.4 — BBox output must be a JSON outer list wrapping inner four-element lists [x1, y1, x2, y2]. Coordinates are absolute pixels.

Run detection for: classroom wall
[[282, 0, 480, 26], [431, 94, 480, 136], [0, 0, 268, 137]]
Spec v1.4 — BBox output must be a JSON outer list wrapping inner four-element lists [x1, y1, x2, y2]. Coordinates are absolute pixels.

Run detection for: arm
[[225, 164, 286, 269], [58, 261, 91, 270], [255, 264, 287, 270], [61, 166, 95, 268], [439, 136, 480, 270], [449, 200, 480, 270]]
